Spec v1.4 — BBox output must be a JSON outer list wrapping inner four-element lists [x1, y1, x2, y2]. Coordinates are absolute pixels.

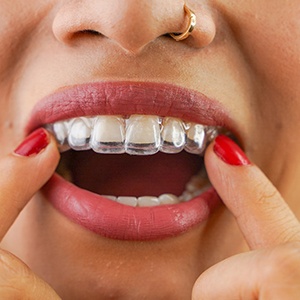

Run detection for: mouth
[[28, 81, 233, 240]]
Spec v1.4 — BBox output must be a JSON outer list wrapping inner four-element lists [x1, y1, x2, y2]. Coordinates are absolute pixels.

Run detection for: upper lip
[[26, 81, 233, 134]]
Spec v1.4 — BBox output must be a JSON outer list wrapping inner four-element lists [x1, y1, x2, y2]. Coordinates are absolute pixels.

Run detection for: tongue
[[64, 151, 203, 197]]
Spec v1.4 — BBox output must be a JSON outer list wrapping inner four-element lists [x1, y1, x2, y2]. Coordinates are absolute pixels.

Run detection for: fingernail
[[14, 128, 49, 157], [213, 135, 251, 166]]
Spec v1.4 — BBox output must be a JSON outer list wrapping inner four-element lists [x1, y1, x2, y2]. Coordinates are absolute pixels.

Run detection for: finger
[[0, 249, 61, 299], [192, 242, 300, 300], [205, 135, 300, 249], [0, 128, 59, 240]]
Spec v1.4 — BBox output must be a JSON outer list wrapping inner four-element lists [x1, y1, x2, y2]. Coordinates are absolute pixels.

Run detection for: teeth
[[158, 194, 180, 205], [99, 170, 211, 207], [52, 121, 71, 152], [53, 121, 68, 145], [125, 115, 161, 155], [47, 114, 222, 155], [184, 123, 207, 154], [48, 114, 218, 208], [179, 191, 194, 202], [102, 195, 118, 201], [91, 116, 125, 154], [68, 117, 92, 150], [160, 117, 186, 153], [117, 196, 138, 207], [138, 196, 160, 207]]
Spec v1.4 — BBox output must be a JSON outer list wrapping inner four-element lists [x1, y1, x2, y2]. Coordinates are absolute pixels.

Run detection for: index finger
[[0, 129, 59, 240], [205, 135, 300, 250]]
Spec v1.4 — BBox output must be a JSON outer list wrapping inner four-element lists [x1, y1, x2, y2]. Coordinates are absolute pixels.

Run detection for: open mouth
[[48, 114, 222, 206], [29, 81, 231, 240]]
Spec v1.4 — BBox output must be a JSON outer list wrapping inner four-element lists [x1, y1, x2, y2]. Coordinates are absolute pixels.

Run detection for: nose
[[53, 0, 216, 53]]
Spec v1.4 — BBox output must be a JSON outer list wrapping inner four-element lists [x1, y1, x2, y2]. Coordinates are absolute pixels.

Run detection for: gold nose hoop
[[169, 4, 197, 41]]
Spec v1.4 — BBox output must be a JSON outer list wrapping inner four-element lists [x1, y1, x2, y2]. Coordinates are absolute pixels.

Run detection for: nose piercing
[[169, 4, 196, 41]]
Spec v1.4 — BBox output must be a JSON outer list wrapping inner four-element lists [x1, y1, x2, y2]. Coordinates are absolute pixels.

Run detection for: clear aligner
[[47, 114, 222, 155]]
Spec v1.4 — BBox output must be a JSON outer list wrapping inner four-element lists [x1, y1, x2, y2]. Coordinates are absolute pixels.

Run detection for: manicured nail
[[14, 128, 49, 157], [213, 135, 251, 166]]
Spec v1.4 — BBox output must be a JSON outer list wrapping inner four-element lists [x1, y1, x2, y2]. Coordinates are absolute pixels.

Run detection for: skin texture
[[0, 0, 300, 299]]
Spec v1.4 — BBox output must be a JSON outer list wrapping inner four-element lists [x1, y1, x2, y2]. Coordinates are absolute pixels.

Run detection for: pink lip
[[44, 175, 220, 240], [29, 81, 229, 240], [26, 81, 231, 133]]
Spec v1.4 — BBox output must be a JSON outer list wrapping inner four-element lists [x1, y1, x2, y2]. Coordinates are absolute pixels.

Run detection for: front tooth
[[184, 123, 207, 155], [125, 115, 161, 155], [138, 196, 160, 207], [68, 117, 92, 150], [117, 196, 138, 207], [90, 116, 125, 154], [160, 117, 186, 154]]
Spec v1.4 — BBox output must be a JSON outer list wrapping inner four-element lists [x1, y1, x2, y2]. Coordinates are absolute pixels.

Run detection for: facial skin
[[0, 0, 300, 299]]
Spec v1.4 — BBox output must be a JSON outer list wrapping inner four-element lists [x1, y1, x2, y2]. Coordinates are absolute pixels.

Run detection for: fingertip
[[11, 128, 60, 181], [0, 130, 60, 239], [212, 135, 251, 166], [47, 132, 61, 162], [204, 136, 299, 249], [204, 136, 253, 212], [14, 128, 50, 157], [204, 135, 252, 193], [13, 128, 59, 160], [37, 131, 60, 172]]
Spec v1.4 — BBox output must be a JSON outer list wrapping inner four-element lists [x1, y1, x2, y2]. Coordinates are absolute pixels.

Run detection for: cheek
[[0, 99, 20, 155], [0, 1, 49, 154], [244, 8, 300, 140], [220, 1, 300, 94], [244, 16, 300, 95]]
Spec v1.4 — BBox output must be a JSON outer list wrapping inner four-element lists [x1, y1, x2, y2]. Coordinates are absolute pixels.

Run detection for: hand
[[192, 135, 300, 300], [0, 128, 61, 299]]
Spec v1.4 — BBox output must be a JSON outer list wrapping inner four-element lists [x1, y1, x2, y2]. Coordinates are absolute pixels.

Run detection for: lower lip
[[43, 174, 221, 241]]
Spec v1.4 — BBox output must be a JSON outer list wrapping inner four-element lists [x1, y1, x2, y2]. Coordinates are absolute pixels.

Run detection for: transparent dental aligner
[[52, 121, 71, 152], [68, 117, 92, 150], [48, 114, 223, 155], [90, 116, 125, 154], [160, 117, 186, 154], [206, 126, 219, 142], [125, 115, 161, 155], [184, 123, 207, 155], [45, 122, 70, 152]]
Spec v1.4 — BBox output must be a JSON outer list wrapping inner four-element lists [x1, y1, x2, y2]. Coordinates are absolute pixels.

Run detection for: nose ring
[[169, 4, 197, 41]]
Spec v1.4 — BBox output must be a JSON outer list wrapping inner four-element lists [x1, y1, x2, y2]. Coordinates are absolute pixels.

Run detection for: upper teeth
[[46, 114, 220, 155]]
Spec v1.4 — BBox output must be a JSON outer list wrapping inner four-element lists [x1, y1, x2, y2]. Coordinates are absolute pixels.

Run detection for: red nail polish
[[213, 135, 251, 166], [14, 128, 49, 157]]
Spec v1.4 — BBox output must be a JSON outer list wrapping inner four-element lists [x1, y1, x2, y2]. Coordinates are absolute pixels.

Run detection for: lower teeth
[[99, 170, 210, 207], [56, 155, 210, 207]]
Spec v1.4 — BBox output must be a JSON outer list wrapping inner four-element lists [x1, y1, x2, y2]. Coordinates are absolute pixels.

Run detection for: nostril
[[80, 29, 101, 36], [58, 29, 102, 44], [52, 0, 187, 50], [52, 1, 216, 51]]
